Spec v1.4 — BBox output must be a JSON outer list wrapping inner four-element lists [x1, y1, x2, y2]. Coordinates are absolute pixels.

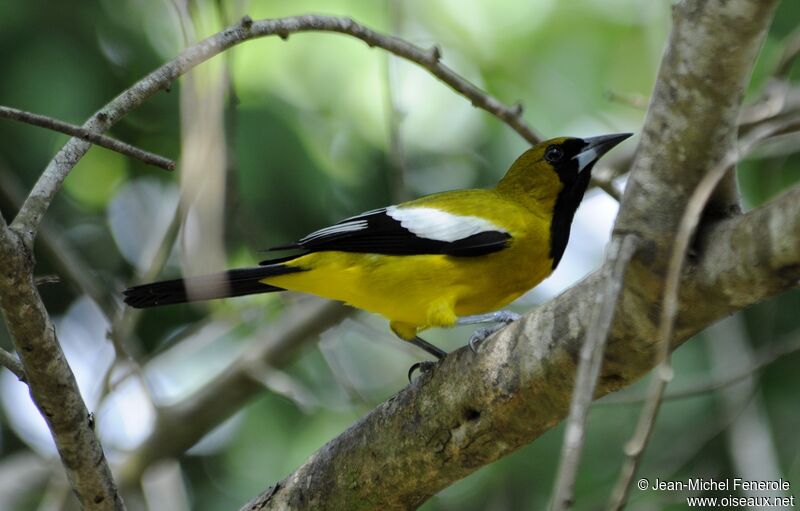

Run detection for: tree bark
[[243, 187, 799, 511], [0, 226, 125, 510]]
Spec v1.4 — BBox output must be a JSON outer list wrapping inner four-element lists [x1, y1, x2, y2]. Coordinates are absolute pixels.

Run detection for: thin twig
[[549, 234, 638, 511], [382, 0, 410, 203], [590, 176, 622, 202], [0, 165, 117, 320], [0, 347, 26, 382], [11, 14, 541, 247], [601, 330, 800, 405], [607, 112, 800, 511], [101, 198, 185, 406], [33, 274, 60, 286], [739, 29, 800, 127], [119, 299, 352, 484], [774, 25, 800, 80], [706, 318, 785, 502], [0, 106, 175, 171], [604, 90, 649, 110]]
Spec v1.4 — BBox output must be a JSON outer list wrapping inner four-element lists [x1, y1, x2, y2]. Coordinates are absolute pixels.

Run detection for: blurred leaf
[[63, 146, 127, 209], [107, 177, 179, 273]]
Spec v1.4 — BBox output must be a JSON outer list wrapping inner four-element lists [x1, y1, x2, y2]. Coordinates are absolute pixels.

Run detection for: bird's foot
[[460, 311, 521, 353], [490, 311, 521, 324], [403, 336, 446, 382], [408, 360, 438, 382], [468, 327, 494, 353]]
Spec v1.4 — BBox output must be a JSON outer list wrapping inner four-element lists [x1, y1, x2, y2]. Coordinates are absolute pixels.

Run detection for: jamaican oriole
[[124, 133, 631, 365]]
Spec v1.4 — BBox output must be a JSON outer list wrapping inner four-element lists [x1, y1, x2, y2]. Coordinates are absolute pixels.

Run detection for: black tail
[[123, 265, 303, 308]]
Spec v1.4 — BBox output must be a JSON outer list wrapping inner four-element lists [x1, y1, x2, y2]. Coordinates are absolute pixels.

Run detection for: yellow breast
[[262, 212, 552, 336]]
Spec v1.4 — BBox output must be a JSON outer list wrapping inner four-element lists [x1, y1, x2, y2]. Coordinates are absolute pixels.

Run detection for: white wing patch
[[386, 205, 507, 242], [300, 219, 369, 242]]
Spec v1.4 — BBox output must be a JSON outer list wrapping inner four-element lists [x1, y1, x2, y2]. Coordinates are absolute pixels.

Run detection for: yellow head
[[497, 133, 632, 267], [498, 134, 631, 198]]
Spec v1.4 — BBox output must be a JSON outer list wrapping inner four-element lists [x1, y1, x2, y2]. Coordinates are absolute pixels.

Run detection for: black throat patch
[[548, 138, 592, 269], [549, 171, 592, 269]]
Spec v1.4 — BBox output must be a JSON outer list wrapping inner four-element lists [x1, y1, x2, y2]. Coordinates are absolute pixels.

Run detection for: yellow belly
[[263, 237, 552, 337]]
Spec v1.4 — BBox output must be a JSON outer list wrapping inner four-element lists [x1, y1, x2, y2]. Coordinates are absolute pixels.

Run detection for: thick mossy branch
[[616, 0, 781, 249], [244, 187, 800, 511]]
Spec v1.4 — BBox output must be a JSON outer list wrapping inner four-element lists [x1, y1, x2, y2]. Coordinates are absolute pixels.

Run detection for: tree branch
[[0, 226, 124, 509], [10, 14, 541, 249], [615, 0, 780, 245], [602, 330, 800, 405], [0, 346, 25, 381], [382, 0, 410, 203], [242, 185, 800, 511], [119, 299, 352, 485], [609, 111, 800, 511], [0, 164, 117, 320], [0, 106, 175, 171], [604, 2, 783, 506], [549, 234, 638, 511]]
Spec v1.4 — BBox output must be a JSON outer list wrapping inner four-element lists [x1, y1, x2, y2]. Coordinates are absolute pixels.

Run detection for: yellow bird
[[124, 134, 630, 371]]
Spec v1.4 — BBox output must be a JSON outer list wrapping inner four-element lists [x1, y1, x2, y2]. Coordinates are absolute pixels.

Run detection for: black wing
[[264, 207, 511, 260]]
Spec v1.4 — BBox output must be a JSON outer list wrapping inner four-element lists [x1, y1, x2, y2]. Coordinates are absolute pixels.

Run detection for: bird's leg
[[457, 310, 521, 353], [408, 336, 448, 359], [407, 336, 447, 382]]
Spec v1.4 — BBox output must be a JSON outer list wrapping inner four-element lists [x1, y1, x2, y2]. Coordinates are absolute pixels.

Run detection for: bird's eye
[[545, 145, 565, 163]]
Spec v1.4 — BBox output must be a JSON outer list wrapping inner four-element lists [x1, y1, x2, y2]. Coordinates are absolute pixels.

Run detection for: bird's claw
[[408, 360, 438, 382], [467, 311, 521, 353], [468, 328, 493, 353]]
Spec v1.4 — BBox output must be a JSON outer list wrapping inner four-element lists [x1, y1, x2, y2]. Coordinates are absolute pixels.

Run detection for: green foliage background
[[0, 1, 798, 510]]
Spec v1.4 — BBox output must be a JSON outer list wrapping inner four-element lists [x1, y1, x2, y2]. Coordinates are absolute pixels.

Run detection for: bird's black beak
[[574, 133, 632, 172]]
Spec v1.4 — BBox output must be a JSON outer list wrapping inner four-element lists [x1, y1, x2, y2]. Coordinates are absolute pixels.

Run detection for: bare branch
[[615, 0, 780, 243], [0, 227, 124, 509], [382, 0, 410, 203], [589, 176, 622, 202], [604, 90, 648, 110], [774, 26, 800, 80], [549, 234, 637, 511], [2, 4, 791, 509], [0, 106, 175, 171], [607, 113, 799, 511], [0, 347, 25, 382], [11, 14, 541, 248], [600, 330, 800, 405], [119, 299, 351, 485], [0, 166, 117, 319]]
